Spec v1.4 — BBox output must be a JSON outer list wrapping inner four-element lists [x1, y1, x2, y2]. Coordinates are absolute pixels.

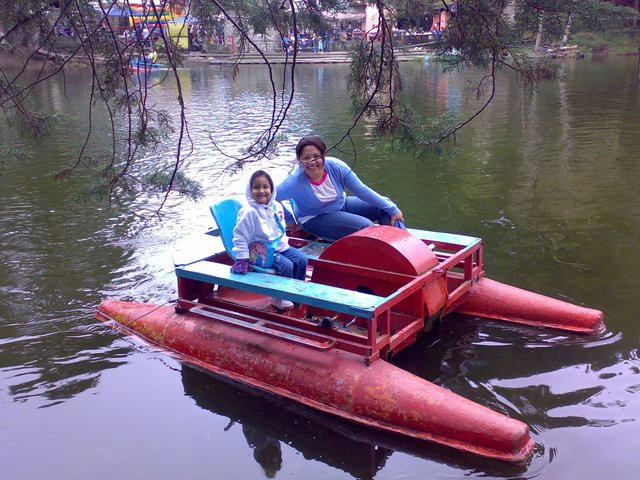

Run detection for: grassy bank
[[572, 28, 640, 55]]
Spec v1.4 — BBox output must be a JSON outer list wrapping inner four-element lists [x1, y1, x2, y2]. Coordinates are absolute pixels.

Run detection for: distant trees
[[0, 1, 635, 206], [608, 0, 640, 26]]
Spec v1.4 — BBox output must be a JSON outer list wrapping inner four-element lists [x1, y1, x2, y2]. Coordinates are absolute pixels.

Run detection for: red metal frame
[[177, 233, 484, 365]]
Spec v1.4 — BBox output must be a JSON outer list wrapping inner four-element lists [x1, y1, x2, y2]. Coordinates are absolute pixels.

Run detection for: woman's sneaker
[[271, 297, 294, 310]]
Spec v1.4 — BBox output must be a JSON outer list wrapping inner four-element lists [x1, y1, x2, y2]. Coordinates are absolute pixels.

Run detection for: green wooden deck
[[176, 260, 387, 318]]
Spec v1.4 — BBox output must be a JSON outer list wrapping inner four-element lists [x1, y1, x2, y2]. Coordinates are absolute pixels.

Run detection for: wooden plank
[[407, 228, 480, 248], [176, 260, 386, 318], [172, 232, 225, 267]]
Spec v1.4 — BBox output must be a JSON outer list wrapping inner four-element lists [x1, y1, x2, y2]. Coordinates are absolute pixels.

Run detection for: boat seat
[[176, 260, 386, 318], [209, 198, 276, 274], [208, 198, 330, 265], [287, 198, 330, 243]]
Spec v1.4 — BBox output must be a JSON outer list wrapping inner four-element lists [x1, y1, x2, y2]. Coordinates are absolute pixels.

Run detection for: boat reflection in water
[[180, 365, 392, 478], [180, 364, 530, 477]]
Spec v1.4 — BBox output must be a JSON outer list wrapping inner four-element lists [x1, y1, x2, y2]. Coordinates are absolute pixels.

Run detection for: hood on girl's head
[[246, 169, 277, 209]]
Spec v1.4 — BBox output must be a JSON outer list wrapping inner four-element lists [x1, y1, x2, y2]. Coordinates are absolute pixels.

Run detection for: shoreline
[[1, 44, 637, 70], [186, 49, 432, 65]]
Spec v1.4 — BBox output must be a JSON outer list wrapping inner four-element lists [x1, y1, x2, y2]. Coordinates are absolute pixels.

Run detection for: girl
[[231, 170, 308, 310]]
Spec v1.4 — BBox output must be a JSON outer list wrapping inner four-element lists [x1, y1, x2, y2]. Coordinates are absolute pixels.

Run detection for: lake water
[[1, 55, 639, 479]]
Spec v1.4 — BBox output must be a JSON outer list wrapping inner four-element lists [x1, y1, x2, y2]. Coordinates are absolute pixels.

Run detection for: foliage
[[572, 28, 640, 54], [0, 142, 31, 169], [394, 0, 433, 29], [145, 170, 205, 198], [513, 0, 637, 39], [0, 0, 635, 209], [381, 104, 460, 158]]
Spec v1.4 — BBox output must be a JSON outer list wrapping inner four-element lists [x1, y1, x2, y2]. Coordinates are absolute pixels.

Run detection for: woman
[[276, 135, 404, 241]]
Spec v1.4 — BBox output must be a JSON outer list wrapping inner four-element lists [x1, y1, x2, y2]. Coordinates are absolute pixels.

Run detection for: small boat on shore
[[97, 224, 603, 464]]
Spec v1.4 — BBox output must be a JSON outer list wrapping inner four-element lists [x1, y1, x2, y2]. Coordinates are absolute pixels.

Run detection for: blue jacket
[[276, 157, 399, 220]]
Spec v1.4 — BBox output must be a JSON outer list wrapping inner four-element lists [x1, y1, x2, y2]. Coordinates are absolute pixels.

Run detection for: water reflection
[[241, 425, 282, 478], [0, 326, 129, 407], [180, 365, 391, 479], [395, 315, 640, 442], [2, 56, 640, 478], [179, 363, 539, 478], [0, 160, 139, 404]]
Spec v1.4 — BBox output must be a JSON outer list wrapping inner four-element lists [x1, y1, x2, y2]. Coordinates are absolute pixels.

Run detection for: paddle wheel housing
[[309, 226, 448, 346]]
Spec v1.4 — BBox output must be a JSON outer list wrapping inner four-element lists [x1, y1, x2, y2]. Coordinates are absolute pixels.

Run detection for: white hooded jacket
[[231, 180, 290, 260]]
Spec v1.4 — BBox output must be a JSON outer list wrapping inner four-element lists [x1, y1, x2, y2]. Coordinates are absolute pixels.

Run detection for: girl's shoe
[[271, 297, 294, 310]]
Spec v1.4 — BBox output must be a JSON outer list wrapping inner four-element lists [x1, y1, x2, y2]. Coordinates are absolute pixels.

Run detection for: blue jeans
[[273, 246, 308, 281], [301, 196, 392, 241]]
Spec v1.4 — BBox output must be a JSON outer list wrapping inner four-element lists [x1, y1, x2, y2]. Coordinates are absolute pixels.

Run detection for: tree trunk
[[635, 0, 639, 28], [504, 0, 516, 23], [562, 12, 573, 47], [534, 16, 544, 53]]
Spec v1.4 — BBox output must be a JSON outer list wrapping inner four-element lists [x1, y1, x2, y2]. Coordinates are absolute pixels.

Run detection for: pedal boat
[[97, 225, 604, 464], [129, 57, 167, 73]]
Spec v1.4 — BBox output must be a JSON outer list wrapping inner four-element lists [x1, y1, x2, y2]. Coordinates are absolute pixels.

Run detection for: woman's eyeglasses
[[299, 154, 323, 165]]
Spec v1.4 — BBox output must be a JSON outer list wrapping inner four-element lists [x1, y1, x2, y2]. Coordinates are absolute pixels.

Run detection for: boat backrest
[[209, 198, 243, 261], [287, 198, 301, 225], [209, 198, 276, 274], [288, 198, 328, 242]]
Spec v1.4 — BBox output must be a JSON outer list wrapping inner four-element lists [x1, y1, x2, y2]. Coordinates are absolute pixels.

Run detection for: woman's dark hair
[[295, 135, 327, 159], [250, 170, 274, 191]]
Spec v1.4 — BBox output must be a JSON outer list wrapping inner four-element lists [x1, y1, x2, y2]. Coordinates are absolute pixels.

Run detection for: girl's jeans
[[273, 246, 308, 280]]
